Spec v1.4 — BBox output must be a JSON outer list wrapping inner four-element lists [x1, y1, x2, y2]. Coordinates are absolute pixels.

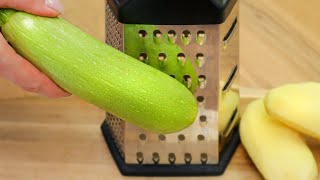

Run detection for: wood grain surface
[[0, 0, 320, 179]]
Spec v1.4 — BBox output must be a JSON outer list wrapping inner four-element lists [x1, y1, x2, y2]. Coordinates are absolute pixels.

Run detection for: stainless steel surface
[[104, 1, 239, 165], [105, 4, 125, 158], [219, 1, 240, 140]]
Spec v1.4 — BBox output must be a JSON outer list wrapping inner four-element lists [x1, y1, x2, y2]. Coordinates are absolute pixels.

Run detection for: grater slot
[[221, 108, 239, 138], [222, 64, 238, 93], [223, 17, 238, 49]]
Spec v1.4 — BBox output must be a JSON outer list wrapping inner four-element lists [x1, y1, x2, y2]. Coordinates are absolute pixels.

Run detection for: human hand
[[0, 0, 70, 98]]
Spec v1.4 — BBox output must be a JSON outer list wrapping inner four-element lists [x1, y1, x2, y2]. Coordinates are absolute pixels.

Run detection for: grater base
[[101, 120, 240, 176]]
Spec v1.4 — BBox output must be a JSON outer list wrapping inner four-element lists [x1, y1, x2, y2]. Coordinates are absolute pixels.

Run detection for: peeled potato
[[240, 99, 318, 180], [265, 82, 320, 140], [219, 90, 240, 133]]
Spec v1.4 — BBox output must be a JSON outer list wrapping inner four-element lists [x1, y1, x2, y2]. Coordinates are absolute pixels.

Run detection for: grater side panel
[[123, 24, 220, 165], [105, 3, 125, 158], [219, 1, 240, 145]]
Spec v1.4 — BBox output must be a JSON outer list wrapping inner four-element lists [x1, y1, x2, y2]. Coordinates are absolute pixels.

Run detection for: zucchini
[[0, 9, 198, 134], [124, 24, 198, 93]]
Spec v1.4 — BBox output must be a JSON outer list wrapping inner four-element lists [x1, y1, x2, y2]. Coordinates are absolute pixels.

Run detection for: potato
[[265, 82, 320, 140], [240, 99, 318, 180]]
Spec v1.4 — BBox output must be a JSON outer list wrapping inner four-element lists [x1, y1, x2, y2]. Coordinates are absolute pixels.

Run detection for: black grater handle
[[107, 0, 237, 25]]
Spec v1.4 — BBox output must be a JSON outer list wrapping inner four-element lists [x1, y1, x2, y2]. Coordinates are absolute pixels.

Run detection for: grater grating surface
[[104, 0, 239, 166], [105, 4, 125, 158]]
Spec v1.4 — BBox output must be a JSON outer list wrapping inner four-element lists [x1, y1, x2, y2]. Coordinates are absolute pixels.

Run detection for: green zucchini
[[0, 9, 198, 134], [124, 25, 198, 93]]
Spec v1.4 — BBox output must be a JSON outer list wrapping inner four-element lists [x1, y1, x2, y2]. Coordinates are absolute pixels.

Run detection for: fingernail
[[45, 0, 64, 14]]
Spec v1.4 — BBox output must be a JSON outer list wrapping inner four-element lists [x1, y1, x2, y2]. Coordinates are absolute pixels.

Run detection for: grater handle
[[107, 0, 238, 25]]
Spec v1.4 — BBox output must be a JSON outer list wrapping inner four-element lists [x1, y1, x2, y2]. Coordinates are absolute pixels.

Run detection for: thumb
[[0, 0, 64, 17]]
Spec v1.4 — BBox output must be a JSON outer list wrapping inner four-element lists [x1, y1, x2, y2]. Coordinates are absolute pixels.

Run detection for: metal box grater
[[101, 0, 240, 176]]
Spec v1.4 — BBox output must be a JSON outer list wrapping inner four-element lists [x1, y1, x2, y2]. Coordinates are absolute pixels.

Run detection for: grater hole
[[198, 75, 207, 89], [197, 30, 206, 38], [196, 53, 205, 68], [139, 52, 148, 62], [153, 30, 162, 38], [139, 133, 147, 141], [183, 75, 192, 88], [178, 134, 185, 141], [168, 30, 176, 38], [138, 30, 148, 38], [199, 115, 207, 126], [196, 30, 206, 45], [198, 134, 205, 141], [136, 152, 144, 164], [169, 75, 176, 79], [182, 30, 191, 38], [152, 152, 160, 164], [181, 30, 191, 45], [184, 153, 192, 164], [200, 153, 208, 164], [168, 153, 176, 164], [197, 96, 205, 104], [158, 53, 167, 61], [167, 30, 177, 44], [177, 53, 186, 65], [158, 134, 166, 141]]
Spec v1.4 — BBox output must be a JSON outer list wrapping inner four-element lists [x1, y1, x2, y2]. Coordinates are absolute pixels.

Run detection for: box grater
[[101, 0, 240, 176]]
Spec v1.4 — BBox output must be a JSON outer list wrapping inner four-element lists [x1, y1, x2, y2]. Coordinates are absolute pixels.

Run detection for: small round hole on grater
[[158, 134, 166, 141], [196, 30, 206, 45], [198, 134, 205, 141], [158, 53, 167, 61], [197, 96, 205, 106], [153, 30, 162, 38], [184, 153, 192, 164], [200, 153, 208, 164], [139, 133, 147, 141], [152, 152, 160, 164], [178, 134, 185, 141], [138, 52, 148, 62], [158, 53, 167, 67], [198, 75, 207, 89], [181, 30, 191, 45], [153, 30, 162, 44], [177, 53, 186, 66], [138, 30, 147, 38], [183, 75, 192, 88], [196, 53, 205, 68], [136, 152, 144, 164], [199, 115, 208, 126], [167, 30, 177, 44], [168, 153, 176, 164]]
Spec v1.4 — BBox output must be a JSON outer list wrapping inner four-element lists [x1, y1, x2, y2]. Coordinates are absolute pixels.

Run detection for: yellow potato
[[219, 90, 240, 134], [240, 99, 318, 180], [265, 82, 320, 140]]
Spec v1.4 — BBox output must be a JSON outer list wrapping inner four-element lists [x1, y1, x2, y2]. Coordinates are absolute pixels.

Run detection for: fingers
[[0, 0, 64, 17], [0, 33, 70, 98]]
